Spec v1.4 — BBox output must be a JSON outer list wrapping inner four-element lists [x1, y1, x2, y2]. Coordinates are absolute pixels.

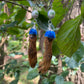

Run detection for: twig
[[48, 0, 53, 9], [3, 0, 32, 13], [0, 36, 7, 48], [0, 64, 4, 68]]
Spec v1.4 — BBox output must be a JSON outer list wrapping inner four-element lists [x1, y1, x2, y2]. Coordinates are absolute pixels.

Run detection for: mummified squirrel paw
[[28, 34, 37, 68], [38, 37, 53, 74], [38, 61, 51, 74], [29, 52, 37, 68]]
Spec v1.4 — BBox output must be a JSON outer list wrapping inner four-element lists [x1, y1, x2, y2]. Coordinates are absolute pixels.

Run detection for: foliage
[[27, 68, 39, 80], [65, 57, 79, 69], [80, 63, 84, 72], [52, 39, 60, 56], [81, 1, 84, 19], [72, 41, 84, 62], [57, 15, 82, 57], [52, 0, 74, 27], [7, 40, 22, 54], [37, 10, 48, 31], [55, 75, 64, 84]]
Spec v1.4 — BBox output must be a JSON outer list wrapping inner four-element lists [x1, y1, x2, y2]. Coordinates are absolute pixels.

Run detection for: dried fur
[[38, 37, 53, 74], [28, 34, 37, 68]]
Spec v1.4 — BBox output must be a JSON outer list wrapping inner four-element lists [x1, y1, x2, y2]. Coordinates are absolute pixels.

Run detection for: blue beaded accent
[[45, 30, 56, 39], [29, 28, 37, 35]]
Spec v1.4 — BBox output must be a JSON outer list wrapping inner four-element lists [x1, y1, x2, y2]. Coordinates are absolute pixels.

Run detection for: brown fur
[[28, 34, 37, 68], [38, 37, 53, 74]]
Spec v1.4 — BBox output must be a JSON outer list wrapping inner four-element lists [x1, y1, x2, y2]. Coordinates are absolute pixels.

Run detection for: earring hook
[[48, 20, 52, 30]]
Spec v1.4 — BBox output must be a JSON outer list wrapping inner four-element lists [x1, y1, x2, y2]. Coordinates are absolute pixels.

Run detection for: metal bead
[[32, 10, 39, 19], [48, 9, 55, 19]]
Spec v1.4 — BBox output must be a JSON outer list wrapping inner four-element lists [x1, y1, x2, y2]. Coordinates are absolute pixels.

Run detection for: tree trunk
[[0, 4, 9, 69], [21, 7, 32, 55], [0, 36, 5, 69], [39, 30, 44, 53], [57, 55, 62, 74]]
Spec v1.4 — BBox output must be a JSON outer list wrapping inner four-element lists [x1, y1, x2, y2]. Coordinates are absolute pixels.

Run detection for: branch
[[3, 0, 32, 13], [48, 0, 53, 9], [0, 36, 7, 48]]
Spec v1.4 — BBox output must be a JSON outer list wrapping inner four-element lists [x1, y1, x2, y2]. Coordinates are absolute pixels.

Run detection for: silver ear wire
[[48, 20, 52, 30], [33, 18, 37, 29], [33, 22, 36, 29], [32, 9, 39, 29]]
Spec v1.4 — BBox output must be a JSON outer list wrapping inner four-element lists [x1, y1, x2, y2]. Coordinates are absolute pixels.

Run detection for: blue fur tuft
[[45, 30, 56, 39], [29, 28, 37, 35]]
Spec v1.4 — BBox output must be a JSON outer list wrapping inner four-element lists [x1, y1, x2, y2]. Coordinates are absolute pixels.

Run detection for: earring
[[38, 9, 56, 73], [28, 10, 39, 68]]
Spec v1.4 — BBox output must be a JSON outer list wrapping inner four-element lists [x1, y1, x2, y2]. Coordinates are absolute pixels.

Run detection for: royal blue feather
[[45, 30, 56, 39], [29, 28, 37, 35]]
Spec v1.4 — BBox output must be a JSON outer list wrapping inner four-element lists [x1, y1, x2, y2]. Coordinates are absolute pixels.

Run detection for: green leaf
[[52, 39, 60, 56], [10, 60, 17, 65], [5, 64, 9, 69], [6, 68, 11, 74], [14, 70, 20, 79], [37, 10, 48, 31], [9, 53, 16, 57], [0, 13, 8, 19], [0, 13, 8, 25], [10, 79, 19, 84], [49, 75, 56, 83], [18, 21, 33, 30], [61, 71, 69, 78], [0, 19, 4, 25], [80, 58, 84, 63], [64, 81, 74, 84], [81, 1, 84, 18], [41, 78, 49, 84], [7, 27, 20, 35], [17, 0, 30, 6], [72, 41, 84, 62], [0, 70, 3, 73], [52, 0, 73, 27], [80, 63, 84, 72], [7, 3, 15, 13], [55, 75, 64, 84], [65, 57, 79, 69], [0, 26, 7, 33], [57, 15, 82, 57], [5, 21, 17, 28], [51, 56, 58, 65], [15, 8, 26, 24], [8, 60, 17, 69], [15, 52, 24, 55], [0, 21, 18, 32], [27, 68, 39, 80], [0, 73, 4, 79], [22, 61, 29, 66], [37, 8, 57, 31]]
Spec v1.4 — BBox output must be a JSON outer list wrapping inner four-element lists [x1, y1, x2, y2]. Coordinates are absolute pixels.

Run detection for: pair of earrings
[[28, 9, 56, 74]]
